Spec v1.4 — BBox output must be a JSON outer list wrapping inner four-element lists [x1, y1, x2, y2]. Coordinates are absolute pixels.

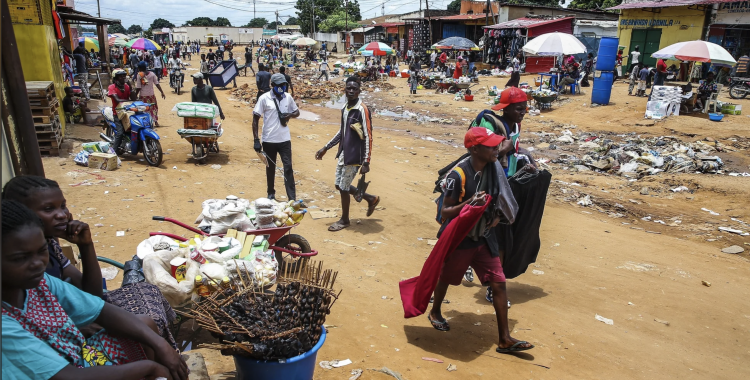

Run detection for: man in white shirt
[[153, 50, 164, 79], [168, 53, 185, 86], [430, 51, 437, 72], [253, 74, 301, 200], [629, 45, 641, 75], [318, 60, 330, 81]]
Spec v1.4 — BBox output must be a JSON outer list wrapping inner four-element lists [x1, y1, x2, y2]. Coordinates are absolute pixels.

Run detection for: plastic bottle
[[291, 209, 307, 223], [221, 276, 232, 289], [290, 200, 307, 211], [194, 275, 211, 296], [284, 217, 295, 226]]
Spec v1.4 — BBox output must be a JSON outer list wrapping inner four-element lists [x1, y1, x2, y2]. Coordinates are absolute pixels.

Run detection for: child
[[628, 63, 642, 96], [409, 70, 418, 94], [1, 200, 188, 379], [200, 53, 209, 79], [637, 65, 650, 97]]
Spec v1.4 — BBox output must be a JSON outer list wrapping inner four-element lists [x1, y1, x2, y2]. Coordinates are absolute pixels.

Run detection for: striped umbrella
[[126, 38, 162, 51], [108, 36, 129, 47], [431, 37, 479, 51], [292, 37, 317, 47], [652, 40, 737, 67], [358, 42, 394, 56], [78, 37, 100, 51]]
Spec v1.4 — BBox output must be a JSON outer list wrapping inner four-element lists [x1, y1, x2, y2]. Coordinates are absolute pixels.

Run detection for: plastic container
[[464, 95, 474, 101], [233, 327, 326, 380], [709, 113, 724, 121], [401, 72, 410, 78], [596, 37, 619, 72], [591, 71, 614, 105]]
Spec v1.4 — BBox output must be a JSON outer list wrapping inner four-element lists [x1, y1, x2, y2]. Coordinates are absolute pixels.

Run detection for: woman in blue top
[[1, 200, 188, 380]]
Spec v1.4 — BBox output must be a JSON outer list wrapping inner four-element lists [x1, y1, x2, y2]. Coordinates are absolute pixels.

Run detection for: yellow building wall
[[617, 7, 706, 67]]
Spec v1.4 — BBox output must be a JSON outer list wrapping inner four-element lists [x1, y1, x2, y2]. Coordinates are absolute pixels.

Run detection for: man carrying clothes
[[253, 74, 301, 201], [429, 127, 534, 354], [190, 73, 225, 120], [107, 69, 138, 152], [315, 77, 380, 232], [256, 64, 272, 103], [73, 42, 90, 100]]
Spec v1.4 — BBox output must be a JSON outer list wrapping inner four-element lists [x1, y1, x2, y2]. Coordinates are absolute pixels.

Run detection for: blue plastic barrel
[[591, 71, 614, 105], [595, 37, 619, 72], [233, 327, 326, 380]]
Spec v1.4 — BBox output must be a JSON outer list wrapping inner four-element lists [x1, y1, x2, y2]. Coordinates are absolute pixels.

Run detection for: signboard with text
[[715, 1, 750, 24]]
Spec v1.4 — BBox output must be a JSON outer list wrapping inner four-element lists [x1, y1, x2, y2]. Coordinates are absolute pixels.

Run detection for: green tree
[[215, 17, 232, 26], [144, 29, 153, 39], [150, 18, 175, 30], [295, 0, 358, 34], [319, 10, 361, 32], [127, 24, 143, 35], [285, 17, 299, 25], [244, 18, 269, 28], [108, 23, 126, 34], [185, 17, 214, 26], [447, 0, 462, 13], [504, 0, 561, 6], [565, 0, 622, 10], [268, 21, 280, 30], [346, 0, 362, 21]]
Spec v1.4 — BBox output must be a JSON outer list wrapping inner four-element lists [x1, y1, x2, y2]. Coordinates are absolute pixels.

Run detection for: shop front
[[483, 17, 574, 72], [708, 1, 750, 57]]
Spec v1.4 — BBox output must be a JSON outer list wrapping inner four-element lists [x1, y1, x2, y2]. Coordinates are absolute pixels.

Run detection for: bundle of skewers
[[182, 259, 341, 360]]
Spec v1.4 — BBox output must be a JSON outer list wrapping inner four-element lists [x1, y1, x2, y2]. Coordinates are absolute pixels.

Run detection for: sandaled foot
[[496, 340, 534, 354], [328, 221, 350, 232], [366, 196, 380, 217], [428, 314, 450, 332]]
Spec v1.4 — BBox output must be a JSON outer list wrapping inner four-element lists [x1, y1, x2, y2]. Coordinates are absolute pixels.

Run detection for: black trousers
[[262, 140, 296, 200]]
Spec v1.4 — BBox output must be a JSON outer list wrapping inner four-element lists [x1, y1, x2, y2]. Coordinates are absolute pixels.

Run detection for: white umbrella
[[522, 32, 586, 56], [292, 37, 317, 47], [652, 40, 736, 67]]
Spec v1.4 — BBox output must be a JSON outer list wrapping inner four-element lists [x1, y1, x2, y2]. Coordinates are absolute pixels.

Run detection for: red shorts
[[439, 244, 506, 286]]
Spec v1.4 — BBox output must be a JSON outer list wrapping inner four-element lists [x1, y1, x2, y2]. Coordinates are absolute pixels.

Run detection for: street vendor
[[695, 71, 718, 111], [190, 73, 225, 119], [1, 199, 189, 380], [315, 76, 380, 232], [253, 74, 300, 201], [453, 59, 463, 79], [2, 176, 182, 350]]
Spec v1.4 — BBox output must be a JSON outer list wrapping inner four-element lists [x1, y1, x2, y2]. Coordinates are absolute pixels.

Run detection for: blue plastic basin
[[233, 327, 326, 380], [709, 113, 724, 121]]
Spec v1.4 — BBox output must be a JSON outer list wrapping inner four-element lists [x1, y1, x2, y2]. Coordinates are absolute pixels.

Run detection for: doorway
[[630, 29, 662, 67]]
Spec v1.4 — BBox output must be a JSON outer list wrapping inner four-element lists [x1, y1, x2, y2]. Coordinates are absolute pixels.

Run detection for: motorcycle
[[170, 68, 184, 95], [99, 101, 163, 167], [729, 76, 750, 99]]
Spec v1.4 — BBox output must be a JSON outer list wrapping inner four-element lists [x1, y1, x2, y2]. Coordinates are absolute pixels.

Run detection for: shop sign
[[386, 26, 398, 34], [715, 1, 750, 24], [620, 19, 679, 27]]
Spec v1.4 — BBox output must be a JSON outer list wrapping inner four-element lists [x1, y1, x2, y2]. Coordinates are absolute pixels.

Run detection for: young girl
[[2, 176, 178, 348], [1, 200, 188, 379]]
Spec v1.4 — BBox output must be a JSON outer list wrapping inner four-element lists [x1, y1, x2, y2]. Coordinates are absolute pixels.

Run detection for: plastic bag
[[143, 248, 200, 306], [137, 235, 180, 260], [200, 262, 228, 280], [195, 197, 253, 235], [197, 236, 242, 263]]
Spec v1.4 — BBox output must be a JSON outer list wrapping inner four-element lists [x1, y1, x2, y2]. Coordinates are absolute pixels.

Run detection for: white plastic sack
[[197, 236, 242, 263], [619, 162, 639, 173], [195, 197, 253, 235], [136, 235, 180, 260], [143, 248, 200, 306], [200, 262, 228, 280]]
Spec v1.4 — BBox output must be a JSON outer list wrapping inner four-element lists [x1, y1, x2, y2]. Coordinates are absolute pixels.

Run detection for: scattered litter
[[618, 261, 657, 272], [577, 195, 592, 206], [474, 322, 482, 326], [310, 210, 337, 220], [422, 357, 444, 363], [595, 314, 614, 325], [369, 367, 404, 380], [427, 239, 438, 246], [702, 280, 711, 287], [349, 369, 363, 380], [654, 318, 670, 326], [319, 359, 352, 369], [100, 266, 118, 280], [702, 208, 720, 216], [116, 231, 125, 237], [718, 227, 749, 236], [94, 223, 104, 227], [210, 164, 221, 170], [173, 166, 177, 169], [381, 324, 388, 328], [721, 245, 745, 254], [532, 269, 545, 275], [365, 271, 376, 277], [670, 186, 689, 192], [446, 364, 457, 372], [382, 296, 388, 300]]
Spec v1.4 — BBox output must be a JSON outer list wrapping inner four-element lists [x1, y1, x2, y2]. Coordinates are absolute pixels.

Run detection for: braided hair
[[2, 199, 43, 237], [2, 175, 60, 202]]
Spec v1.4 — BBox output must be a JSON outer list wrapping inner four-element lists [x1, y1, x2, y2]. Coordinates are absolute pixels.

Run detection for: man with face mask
[[253, 74, 301, 201]]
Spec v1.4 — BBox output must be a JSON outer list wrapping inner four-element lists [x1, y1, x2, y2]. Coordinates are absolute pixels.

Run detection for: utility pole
[[425, 0, 432, 44], [312, 0, 315, 36], [382, 3, 384, 16], [419, 0, 422, 12], [254, 0, 256, 19], [97, 0, 101, 17], [485, 0, 489, 26], [276, 10, 279, 35]]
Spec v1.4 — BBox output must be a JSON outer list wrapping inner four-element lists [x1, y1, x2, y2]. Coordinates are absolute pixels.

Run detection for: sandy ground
[[44, 47, 750, 380]]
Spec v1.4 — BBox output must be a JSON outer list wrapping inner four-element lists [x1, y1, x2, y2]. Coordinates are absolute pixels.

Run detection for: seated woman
[[1, 200, 188, 380], [2, 176, 178, 349], [558, 64, 580, 94], [695, 71, 718, 111]]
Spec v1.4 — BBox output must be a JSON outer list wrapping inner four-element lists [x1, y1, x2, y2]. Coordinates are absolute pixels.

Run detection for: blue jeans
[[430, 61, 435, 71]]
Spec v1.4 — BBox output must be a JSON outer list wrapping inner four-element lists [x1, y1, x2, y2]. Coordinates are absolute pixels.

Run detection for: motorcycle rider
[[190, 73, 225, 120], [168, 52, 185, 89], [107, 69, 137, 152]]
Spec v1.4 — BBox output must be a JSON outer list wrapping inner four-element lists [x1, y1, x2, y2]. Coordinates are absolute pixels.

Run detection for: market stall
[[482, 17, 575, 72]]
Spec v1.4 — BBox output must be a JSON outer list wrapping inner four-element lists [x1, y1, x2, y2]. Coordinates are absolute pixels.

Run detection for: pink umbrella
[[652, 40, 736, 67]]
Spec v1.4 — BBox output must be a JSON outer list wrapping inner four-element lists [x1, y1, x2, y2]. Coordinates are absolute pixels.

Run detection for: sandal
[[328, 221, 350, 232], [428, 315, 450, 332], [366, 196, 380, 217], [495, 341, 534, 354]]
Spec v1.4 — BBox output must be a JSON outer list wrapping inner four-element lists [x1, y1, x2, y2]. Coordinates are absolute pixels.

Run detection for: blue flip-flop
[[496, 341, 534, 354]]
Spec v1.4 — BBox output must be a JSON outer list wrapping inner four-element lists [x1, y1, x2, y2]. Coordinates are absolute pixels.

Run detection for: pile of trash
[[73, 141, 121, 170], [538, 130, 725, 176], [231, 80, 346, 104], [375, 106, 454, 124]]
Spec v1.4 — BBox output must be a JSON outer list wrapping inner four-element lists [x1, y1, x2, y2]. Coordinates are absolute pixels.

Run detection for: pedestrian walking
[[318, 60, 330, 81], [134, 62, 165, 126]]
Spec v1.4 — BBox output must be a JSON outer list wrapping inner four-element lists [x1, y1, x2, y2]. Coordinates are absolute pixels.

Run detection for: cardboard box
[[88, 153, 118, 171], [60, 244, 81, 271], [721, 104, 742, 115]]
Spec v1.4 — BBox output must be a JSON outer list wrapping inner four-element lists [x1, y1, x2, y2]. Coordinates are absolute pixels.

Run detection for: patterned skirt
[[139, 95, 159, 121], [106, 282, 177, 348]]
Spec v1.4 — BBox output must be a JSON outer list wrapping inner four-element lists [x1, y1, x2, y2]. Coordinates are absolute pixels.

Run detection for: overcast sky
[[73, 0, 461, 29]]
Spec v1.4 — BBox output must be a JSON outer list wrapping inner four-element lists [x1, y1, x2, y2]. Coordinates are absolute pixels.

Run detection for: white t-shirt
[[430, 52, 436, 62], [630, 51, 641, 64], [153, 56, 163, 68], [253, 92, 299, 143], [168, 58, 182, 70]]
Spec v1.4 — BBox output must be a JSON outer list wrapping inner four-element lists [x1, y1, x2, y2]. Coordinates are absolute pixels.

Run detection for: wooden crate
[[28, 94, 56, 107], [25, 81, 55, 97], [184, 117, 210, 130], [32, 115, 52, 123], [39, 147, 60, 157], [30, 99, 58, 116]]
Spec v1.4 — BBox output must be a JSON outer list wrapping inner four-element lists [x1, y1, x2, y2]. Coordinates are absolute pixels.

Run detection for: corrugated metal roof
[[434, 13, 491, 21], [372, 22, 405, 27], [608, 0, 736, 10], [483, 17, 575, 30]]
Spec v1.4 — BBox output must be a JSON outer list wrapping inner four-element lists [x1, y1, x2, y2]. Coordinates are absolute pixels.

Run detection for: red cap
[[491, 87, 528, 111], [464, 127, 505, 149]]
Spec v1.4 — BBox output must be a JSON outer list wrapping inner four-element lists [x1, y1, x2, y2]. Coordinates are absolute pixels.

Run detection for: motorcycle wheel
[[194, 143, 206, 164], [143, 137, 163, 167], [274, 234, 311, 273], [729, 84, 749, 99]]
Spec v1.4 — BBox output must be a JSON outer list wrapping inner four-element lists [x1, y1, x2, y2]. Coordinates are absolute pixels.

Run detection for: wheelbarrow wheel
[[274, 234, 311, 274], [194, 144, 206, 164]]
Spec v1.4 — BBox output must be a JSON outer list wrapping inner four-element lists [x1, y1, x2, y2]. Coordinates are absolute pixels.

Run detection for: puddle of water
[[318, 95, 347, 109], [298, 109, 320, 121]]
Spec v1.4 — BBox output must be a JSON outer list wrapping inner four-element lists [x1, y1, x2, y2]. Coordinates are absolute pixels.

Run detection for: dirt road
[[45, 53, 750, 379]]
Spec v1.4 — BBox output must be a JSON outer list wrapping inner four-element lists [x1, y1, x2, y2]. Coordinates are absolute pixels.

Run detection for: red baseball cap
[[491, 87, 528, 111], [464, 127, 505, 149]]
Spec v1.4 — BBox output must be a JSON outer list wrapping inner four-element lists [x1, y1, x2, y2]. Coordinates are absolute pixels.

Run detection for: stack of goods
[[483, 29, 524, 67], [412, 23, 431, 51], [646, 86, 683, 119], [172, 102, 220, 118], [249, 198, 307, 229], [26, 81, 62, 157], [73, 141, 121, 170], [189, 260, 341, 360]]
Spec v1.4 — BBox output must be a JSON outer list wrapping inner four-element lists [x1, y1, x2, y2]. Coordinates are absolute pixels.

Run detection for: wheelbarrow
[[177, 117, 222, 164]]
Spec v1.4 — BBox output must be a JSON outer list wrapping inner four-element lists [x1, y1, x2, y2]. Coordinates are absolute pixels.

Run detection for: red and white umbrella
[[357, 42, 394, 56], [652, 40, 737, 67]]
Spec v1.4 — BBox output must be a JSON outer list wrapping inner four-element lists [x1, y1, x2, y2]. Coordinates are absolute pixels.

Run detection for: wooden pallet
[[37, 139, 60, 149], [35, 120, 59, 132], [25, 81, 55, 97], [32, 115, 52, 123], [30, 100, 58, 116], [39, 147, 60, 157], [28, 94, 56, 107]]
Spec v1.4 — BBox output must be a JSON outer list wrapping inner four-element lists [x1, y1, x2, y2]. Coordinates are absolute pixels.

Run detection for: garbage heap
[[231, 80, 346, 104], [541, 130, 725, 176], [191, 260, 341, 360]]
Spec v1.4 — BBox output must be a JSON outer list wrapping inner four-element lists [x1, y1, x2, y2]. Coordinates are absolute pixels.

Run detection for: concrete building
[[172, 26, 263, 44]]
